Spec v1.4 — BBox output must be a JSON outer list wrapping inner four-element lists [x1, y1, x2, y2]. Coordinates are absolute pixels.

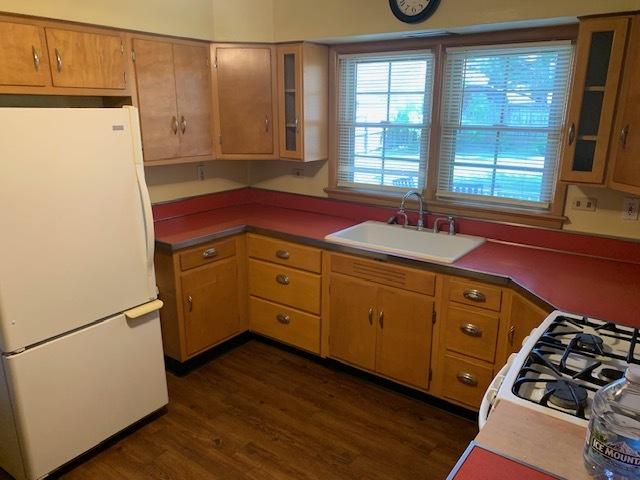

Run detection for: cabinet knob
[[460, 323, 482, 337], [265, 115, 270, 133], [508, 325, 516, 345], [276, 274, 290, 285], [378, 310, 384, 329], [462, 289, 486, 303], [202, 248, 218, 259], [276, 249, 290, 260], [186, 295, 193, 312], [456, 372, 478, 387], [171, 116, 179, 135], [180, 116, 187, 134], [368, 307, 373, 326], [276, 313, 290, 325]]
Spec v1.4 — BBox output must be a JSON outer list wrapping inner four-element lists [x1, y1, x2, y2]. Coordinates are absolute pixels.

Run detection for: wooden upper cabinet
[[0, 21, 51, 87], [132, 37, 213, 164], [608, 15, 640, 195], [376, 287, 433, 389], [560, 16, 631, 184], [45, 28, 127, 89], [212, 45, 278, 159], [132, 38, 180, 161], [276, 43, 328, 162], [173, 43, 213, 158]]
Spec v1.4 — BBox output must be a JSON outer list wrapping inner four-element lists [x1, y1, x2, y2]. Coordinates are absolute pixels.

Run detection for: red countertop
[[154, 191, 640, 329]]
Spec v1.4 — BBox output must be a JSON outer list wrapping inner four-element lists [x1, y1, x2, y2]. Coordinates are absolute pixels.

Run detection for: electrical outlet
[[622, 197, 639, 220], [572, 197, 597, 212], [197, 165, 205, 181], [291, 167, 304, 177]]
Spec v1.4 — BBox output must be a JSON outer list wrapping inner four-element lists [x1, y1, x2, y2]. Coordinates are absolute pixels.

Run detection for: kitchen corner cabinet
[[211, 44, 278, 160], [608, 15, 640, 195], [328, 254, 436, 390], [154, 236, 247, 362], [132, 36, 213, 165], [560, 16, 631, 184], [276, 43, 329, 162], [0, 15, 132, 95]]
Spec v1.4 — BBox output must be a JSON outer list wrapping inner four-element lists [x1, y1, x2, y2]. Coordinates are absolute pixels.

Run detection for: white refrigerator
[[0, 107, 169, 480]]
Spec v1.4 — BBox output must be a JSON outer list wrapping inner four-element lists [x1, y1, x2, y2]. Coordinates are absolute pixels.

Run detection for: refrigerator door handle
[[124, 299, 164, 320]]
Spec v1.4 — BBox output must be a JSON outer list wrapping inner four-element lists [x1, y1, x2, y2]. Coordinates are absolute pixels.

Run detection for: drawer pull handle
[[368, 307, 373, 326], [276, 313, 290, 325], [202, 248, 218, 258], [508, 325, 516, 345], [276, 249, 290, 260], [456, 372, 478, 387], [460, 323, 482, 337], [463, 289, 486, 303], [276, 274, 290, 285]]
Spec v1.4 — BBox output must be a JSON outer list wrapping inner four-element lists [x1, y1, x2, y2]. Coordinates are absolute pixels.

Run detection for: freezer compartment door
[[2, 309, 168, 480], [0, 107, 156, 352]]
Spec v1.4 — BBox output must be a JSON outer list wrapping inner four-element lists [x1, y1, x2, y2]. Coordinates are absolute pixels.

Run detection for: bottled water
[[583, 365, 640, 479]]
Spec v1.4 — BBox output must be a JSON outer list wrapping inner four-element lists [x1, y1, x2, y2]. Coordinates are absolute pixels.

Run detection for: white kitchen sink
[[324, 221, 486, 264]]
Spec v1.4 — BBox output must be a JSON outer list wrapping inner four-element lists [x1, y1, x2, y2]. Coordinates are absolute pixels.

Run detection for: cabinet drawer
[[444, 306, 499, 363], [330, 253, 435, 296], [248, 259, 321, 314], [449, 278, 502, 312], [249, 297, 320, 354], [179, 238, 236, 271], [248, 234, 322, 273], [442, 354, 493, 409]]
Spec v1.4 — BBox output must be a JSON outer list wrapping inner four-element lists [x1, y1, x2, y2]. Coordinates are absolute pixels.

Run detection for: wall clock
[[389, 0, 441, 24]]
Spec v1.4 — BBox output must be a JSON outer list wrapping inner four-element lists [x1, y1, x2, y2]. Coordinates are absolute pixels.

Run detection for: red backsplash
[[152, 188, 640, 264]]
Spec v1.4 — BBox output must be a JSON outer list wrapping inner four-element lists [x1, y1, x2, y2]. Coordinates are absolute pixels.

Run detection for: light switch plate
[[622, 197, 639, 220], [572, 197, 597, 211]]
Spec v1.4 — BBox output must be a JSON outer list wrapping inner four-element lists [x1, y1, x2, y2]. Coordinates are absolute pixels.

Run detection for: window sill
[[324, 187, 567, 229]]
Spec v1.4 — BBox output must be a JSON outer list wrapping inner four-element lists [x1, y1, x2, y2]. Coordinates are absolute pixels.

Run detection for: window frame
[[327, 25, 578, 229]]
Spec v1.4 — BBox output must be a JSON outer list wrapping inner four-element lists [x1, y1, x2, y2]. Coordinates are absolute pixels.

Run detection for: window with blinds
[[437, 42, 573, 209], [337, 51, 434, 190]]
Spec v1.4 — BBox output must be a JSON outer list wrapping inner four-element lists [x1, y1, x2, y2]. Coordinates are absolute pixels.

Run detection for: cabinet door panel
[[214, 46, 275, 155], [0, 21, 51, 86], [376, 287, 433, 389], [182, 258, 240, 356], [132, 38, 180, 162], [173, 43, 213, 157], [328, 274, 377, 371], [277, 44, 303, 159], [609, 16, 640, 194], [45, 28, 126, 89]]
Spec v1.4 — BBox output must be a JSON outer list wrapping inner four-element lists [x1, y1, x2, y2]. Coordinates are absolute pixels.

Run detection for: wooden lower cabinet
[[328, 274, 378, 371], [328, 264, 435, 390], [154, 236, 247, 362], [181, 257, 241, 356]]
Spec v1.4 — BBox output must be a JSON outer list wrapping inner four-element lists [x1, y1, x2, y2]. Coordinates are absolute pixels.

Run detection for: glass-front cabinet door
[[560, 16, 631, 184], [277, 44, 303, 160]]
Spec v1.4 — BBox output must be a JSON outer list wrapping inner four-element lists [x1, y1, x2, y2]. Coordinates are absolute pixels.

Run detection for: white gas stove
[[480, 310, 639, 428]]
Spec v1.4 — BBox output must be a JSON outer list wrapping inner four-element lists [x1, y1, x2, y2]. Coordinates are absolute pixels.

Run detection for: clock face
[[389, 0, 441, 24]]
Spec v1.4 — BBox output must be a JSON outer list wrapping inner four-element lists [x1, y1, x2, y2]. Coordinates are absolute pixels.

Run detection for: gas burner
[[575, 333, 604, 353], [544, 379, 588, 410], [599, 368, 624, 383]]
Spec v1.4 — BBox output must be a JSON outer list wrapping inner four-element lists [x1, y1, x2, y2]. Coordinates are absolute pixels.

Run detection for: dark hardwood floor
[[7, 339, 478, 479]]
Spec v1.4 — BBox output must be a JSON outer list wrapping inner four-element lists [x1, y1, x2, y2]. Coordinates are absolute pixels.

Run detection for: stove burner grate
[[543, 379, 588, 410]]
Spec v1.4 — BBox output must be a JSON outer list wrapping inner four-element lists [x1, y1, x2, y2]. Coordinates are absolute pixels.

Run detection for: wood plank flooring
[[5, 339, 478, 480]]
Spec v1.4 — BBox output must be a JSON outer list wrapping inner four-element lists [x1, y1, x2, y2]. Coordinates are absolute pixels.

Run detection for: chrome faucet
[[394, 190, 425, 231], [433, 216, 456, 235]]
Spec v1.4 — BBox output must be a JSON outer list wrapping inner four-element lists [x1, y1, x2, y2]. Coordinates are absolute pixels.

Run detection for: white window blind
[[337, 51, 434, 190], [437, 42, 574, 209]]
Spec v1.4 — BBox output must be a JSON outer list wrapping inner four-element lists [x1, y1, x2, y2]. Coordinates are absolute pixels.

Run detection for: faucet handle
[[447, 216, 456, 235]]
